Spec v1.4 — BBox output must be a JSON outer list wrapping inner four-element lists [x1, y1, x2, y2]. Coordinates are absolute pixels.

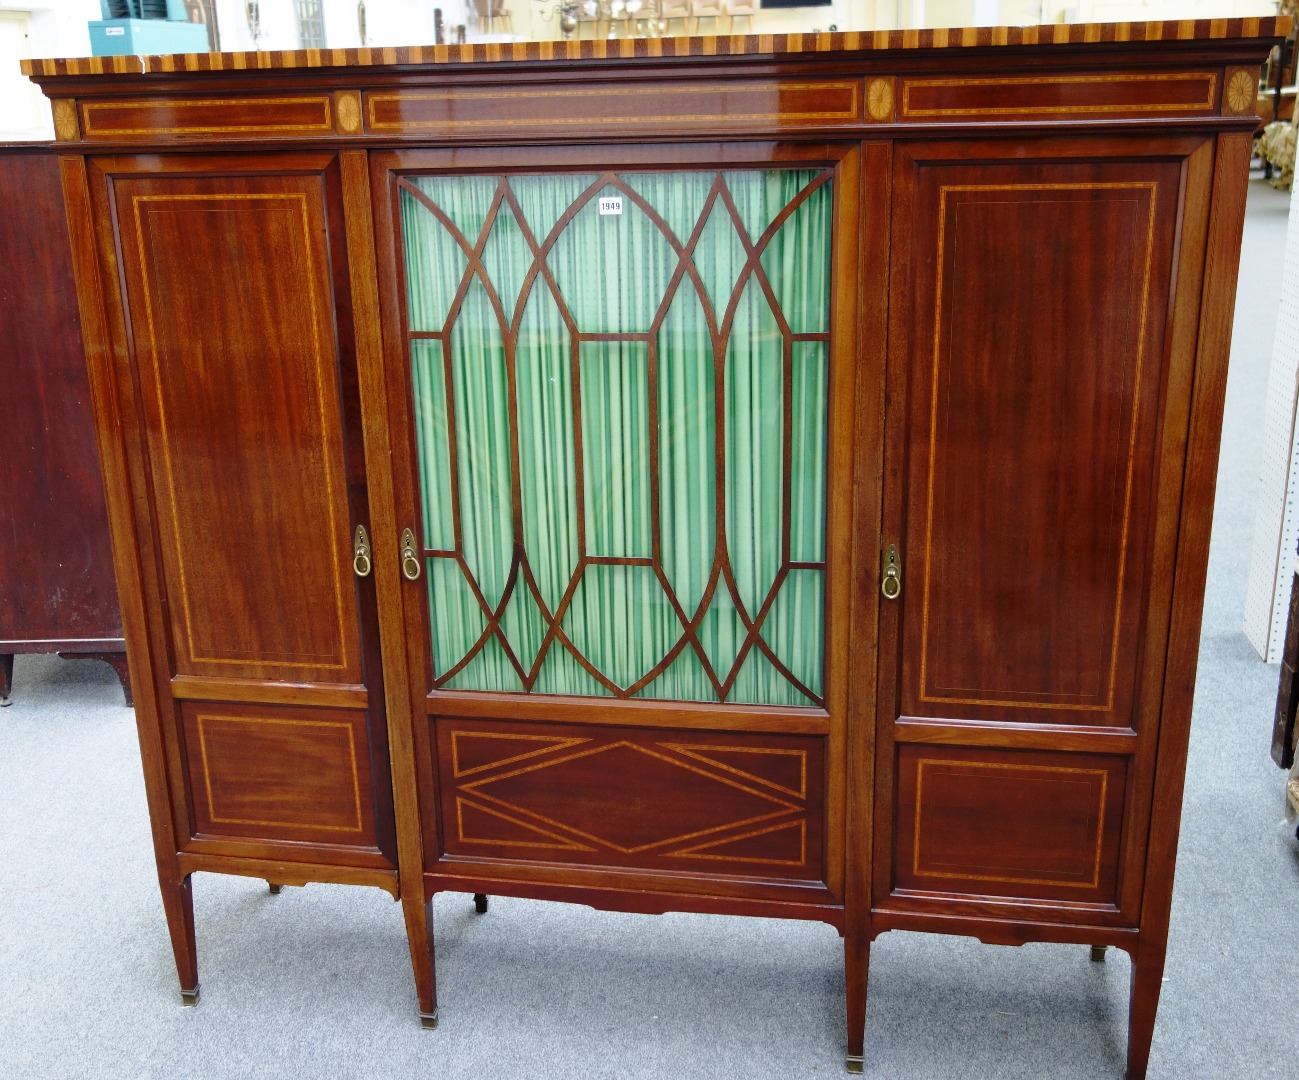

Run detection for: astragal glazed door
[[372, 145, 860, 914]]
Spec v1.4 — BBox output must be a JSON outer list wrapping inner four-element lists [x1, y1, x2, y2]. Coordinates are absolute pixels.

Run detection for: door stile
[[60, 151, 196, 983], [843, 138, 892, 1069], [339, 148, 437, 1020], [84, 154, 197, 863], [872, 141, 914, 916], [368, 149, 446, 877], [1127, 130, 1255, 1080], [822, 143, 863, 906]]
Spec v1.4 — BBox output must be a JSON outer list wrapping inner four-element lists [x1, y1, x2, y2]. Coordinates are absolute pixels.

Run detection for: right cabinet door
[[875, 137, 1210, 925]]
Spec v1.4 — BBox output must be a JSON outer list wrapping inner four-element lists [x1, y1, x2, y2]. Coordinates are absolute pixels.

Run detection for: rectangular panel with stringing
[[898, 161, 1182, 727], [898, 72, 1218, 121], [80, 95, 334, 140], [114, 174, 363, 684], [181, 702, 380, 848], [891, 745, 1128, 906], [366, 81, 861, 137], [434, 716, 825, 883]]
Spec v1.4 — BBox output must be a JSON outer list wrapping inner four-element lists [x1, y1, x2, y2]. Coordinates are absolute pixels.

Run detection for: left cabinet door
[[98, 155, 396, 872]]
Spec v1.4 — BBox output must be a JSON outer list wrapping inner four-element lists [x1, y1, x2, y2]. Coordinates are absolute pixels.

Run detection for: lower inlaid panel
[[434, 717, 825, 883], [181, 701, 379, 848], [892, 745, 1128, 905]]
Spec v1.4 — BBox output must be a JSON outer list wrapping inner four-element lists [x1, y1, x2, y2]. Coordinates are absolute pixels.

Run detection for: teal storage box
[[89, 18, 210, 56]]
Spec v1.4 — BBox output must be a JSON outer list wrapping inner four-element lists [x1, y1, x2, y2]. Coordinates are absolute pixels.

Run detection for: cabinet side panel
[[0, 149, 122, 647], [114, 174, 362, 683]]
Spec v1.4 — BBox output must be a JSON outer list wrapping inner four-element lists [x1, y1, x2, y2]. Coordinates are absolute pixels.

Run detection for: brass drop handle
[[353, 525, 372, 579], [401, 528, 422, 581], [881, 544, 902, 600]]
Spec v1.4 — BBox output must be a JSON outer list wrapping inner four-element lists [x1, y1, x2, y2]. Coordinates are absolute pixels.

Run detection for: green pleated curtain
[[401, 168, 831, 706]]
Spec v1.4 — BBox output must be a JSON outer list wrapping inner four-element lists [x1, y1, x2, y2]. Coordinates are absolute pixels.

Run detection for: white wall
[[498, 0, 1279, 41], [1245, 180, 1299, 663], [1064, 0, 1275, 21], [1, 1, 99, 138], [1, 0, 97, 56], [214, 0, 469, 49]]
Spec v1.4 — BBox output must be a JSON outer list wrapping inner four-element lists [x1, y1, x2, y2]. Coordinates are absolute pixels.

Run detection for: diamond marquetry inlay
[[463, 741, 799, 853]]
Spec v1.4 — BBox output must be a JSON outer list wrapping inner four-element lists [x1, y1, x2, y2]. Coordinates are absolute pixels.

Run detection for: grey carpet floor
[[3, 178, 1298, 1080]]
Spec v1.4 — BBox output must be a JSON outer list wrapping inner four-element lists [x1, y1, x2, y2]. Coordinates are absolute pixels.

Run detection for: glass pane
[[400, 168, 832, 706], [579, 340, 652, 560]]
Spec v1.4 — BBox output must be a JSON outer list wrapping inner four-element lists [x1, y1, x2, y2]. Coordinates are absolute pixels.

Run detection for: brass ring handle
[[881, 567, 901, 600], [401, 528, 422, 582], [353, 526, 373, 579], [881, 544, 902, 600]]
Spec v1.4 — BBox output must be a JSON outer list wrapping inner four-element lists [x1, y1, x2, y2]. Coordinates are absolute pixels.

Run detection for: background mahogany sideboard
[[25, 18, 1286, 1077], [0, 143, 130, 707]]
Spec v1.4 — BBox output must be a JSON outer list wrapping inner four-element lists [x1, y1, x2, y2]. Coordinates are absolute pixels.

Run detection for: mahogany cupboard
[[0, 144, 130, 706], [25, 18, 1286, 1077]]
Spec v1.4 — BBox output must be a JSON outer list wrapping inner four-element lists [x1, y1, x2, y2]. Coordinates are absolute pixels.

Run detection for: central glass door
[[396, 168, 833, 708]]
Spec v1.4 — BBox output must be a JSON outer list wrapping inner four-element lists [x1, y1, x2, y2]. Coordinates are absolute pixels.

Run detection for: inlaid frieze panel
[[366, 81, 860, 138], [398, 168, 833, 706], [899, 71, 1218, 120], [80, 94, 333, 140], [435, 718, 824, 880]]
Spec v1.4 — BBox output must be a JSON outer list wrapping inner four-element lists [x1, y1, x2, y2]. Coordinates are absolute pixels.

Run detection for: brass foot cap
[[845, 1055, 864, 1074], [180, 986, 200, 1007], [1090, 945, 1109, 962], [419, 1010, 439, 1030], [268, 883, 283, 895]]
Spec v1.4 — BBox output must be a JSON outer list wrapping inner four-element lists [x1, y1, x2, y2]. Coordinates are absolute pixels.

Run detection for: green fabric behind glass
[[401, 170, 831, 705]]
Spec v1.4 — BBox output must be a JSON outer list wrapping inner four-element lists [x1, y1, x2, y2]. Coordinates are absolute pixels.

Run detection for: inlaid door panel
[[114, 170, 360, 684], [181, 701, 381, 849], [889, 155, 1182, 729], [434, 717, 825, 883], [892, 745, 1127, 906]]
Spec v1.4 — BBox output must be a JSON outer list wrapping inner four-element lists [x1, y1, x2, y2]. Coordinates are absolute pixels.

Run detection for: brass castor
[[846, 1054, 865, 1073], [267, 882, 283, 895], [1090, 945, 1109, 962], [180, 985, 201, 1007], [419, 1009, 439, 1030], [473, 893, 489, 914]]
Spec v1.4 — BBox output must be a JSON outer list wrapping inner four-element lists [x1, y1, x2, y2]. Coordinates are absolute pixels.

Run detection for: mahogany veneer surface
[[0, 145, 128, 704]]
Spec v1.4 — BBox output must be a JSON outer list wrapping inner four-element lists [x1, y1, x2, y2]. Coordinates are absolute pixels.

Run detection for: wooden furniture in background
[[0, 144, 130, 707], [25, 17, 1285, 1077], [1272, 540, 1298, 769]]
